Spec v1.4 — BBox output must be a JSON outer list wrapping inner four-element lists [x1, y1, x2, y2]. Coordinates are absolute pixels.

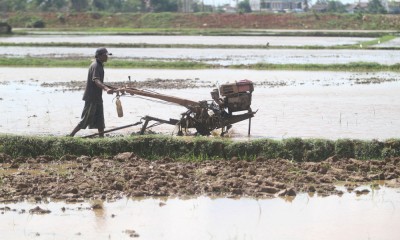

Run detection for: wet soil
[[40, 78, 215, 91], [1, 153, 399, 203], [39, 79, 291, 91], [38, 78, 289, 92], [37, 75, 399, 91]]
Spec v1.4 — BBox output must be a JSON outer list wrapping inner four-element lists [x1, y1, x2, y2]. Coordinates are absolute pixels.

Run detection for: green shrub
[[335, 139, 355, 158], [282, 138, 306, 161], [354, 139, 384, 160], [259, 139, 284, 159], [304, 139, 335, 162], [26, 19, 45, 28], [224, 141, 257, 160], [382, 139, 400, 158]]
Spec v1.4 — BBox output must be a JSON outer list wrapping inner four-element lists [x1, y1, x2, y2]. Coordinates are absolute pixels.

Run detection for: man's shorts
[[78, 101, 105, 129]]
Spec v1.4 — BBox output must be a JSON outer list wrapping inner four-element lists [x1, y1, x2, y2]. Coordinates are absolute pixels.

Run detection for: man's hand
[[106, 88, 114, 94]]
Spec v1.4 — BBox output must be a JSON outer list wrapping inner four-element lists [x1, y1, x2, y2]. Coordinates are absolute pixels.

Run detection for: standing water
[[0, 68, 399, 139], [1, 185, 399, 240]]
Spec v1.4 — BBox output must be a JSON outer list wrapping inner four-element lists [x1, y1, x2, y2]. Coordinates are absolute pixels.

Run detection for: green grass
[[0, 134, 399, 161], [0, 58, 211, 69], [356, 35, 397, 48]]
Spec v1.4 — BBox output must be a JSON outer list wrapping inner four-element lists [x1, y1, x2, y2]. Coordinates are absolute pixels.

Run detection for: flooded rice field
[[1, 186, 400, 240], [1, 33, 399, 240], [0, 35, 374, 47], [1, 46, 399, 65], [0, 67, 399, 140]]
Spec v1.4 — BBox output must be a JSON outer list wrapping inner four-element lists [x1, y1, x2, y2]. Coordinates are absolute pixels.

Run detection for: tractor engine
[[212, 79, 254, 114]]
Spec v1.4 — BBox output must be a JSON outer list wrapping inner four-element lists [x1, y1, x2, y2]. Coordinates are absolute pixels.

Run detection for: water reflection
[[1, 186, 399, 240], [1, 47, 398, 65], [0, 35, 373, 46]]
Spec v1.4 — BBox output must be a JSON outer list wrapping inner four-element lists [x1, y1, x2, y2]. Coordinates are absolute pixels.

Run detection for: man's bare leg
[[98, 128, 105, 138], [69, 125, 81, 137]]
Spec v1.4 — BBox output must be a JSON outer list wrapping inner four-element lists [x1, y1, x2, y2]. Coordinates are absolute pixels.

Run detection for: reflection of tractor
[[85, 80, 256, 137]]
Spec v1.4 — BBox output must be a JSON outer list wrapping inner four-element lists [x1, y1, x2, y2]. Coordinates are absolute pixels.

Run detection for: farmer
[[69, 47, 114, 137]]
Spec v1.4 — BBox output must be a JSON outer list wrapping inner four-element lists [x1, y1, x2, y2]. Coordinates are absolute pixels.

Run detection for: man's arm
[[94, 79, 114, 94]]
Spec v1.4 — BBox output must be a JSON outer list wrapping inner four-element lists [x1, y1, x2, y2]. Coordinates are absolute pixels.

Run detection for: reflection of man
[[69, 47, 114, 137]]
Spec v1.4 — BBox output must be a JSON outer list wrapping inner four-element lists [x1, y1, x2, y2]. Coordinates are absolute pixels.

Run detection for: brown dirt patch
[[1, 153, 399, 203]]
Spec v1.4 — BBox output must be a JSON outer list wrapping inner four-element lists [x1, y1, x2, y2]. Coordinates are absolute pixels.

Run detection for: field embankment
[[4, 12, 400, 33], [1, 135, 399, 161]]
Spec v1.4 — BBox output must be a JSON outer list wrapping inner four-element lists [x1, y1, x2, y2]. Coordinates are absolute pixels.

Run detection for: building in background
[[249, 0, 305, 12]]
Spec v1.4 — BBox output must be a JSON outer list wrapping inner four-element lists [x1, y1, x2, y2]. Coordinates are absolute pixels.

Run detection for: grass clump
[[335, 139, 355, 158], [282, 138, 307, 161], [353, 139, 384, 160], [382, 139, 400, 158], [303, 139, 335, 162]]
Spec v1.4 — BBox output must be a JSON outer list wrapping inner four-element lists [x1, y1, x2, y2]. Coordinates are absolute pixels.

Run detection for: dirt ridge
[[5, 12, 400, 30], [1, 153, 399, 203]]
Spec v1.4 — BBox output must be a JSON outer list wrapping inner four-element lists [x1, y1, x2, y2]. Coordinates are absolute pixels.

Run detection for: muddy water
[[0, 35, 373, 46], [1, 185, 399, 240], [1, 47, 398, 65], [0, 68, 399, 139]]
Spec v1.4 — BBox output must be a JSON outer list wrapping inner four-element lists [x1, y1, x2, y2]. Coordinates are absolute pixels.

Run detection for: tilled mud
[[40, 78, 214, 91], [38, 77, 399, 91], [0, 153, 400, 203]]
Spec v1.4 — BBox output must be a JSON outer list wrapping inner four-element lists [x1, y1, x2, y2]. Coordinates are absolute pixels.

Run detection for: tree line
[[0, 0, 186, 12]]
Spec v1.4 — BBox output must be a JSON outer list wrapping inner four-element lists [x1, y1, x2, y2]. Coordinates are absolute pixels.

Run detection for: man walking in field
[[69, 47, 114, 137]]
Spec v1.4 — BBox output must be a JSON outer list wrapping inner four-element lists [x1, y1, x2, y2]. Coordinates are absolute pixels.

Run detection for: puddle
[[1, 186, 399, 240], [0, 35, 373, 46]]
